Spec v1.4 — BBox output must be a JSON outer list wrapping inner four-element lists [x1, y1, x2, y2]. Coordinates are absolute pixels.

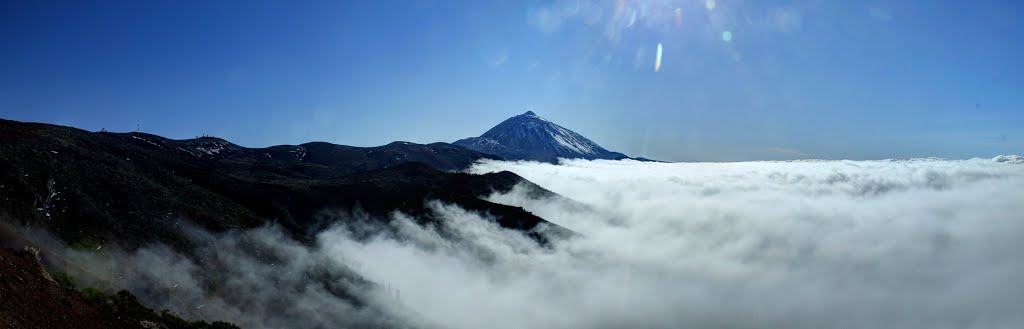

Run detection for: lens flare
[[655, 43, 663, 72]]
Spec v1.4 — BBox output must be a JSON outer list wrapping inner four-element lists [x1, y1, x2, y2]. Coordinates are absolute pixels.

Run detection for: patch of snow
[[195, 145, 225, 155], [176, 147, 200, 158], [549, 125, 598, 156], [132, 136, 164, 148], [38, 180, 59, 220], [289, 146, 307, 161]]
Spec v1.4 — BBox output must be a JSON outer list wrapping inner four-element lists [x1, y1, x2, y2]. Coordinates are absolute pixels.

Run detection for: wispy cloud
[[868, 6, 893, 21], [766, 146, 809, 156]]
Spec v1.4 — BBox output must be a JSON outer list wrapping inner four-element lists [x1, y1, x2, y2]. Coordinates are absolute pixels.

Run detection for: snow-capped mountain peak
[[454, 110, 629, 162]]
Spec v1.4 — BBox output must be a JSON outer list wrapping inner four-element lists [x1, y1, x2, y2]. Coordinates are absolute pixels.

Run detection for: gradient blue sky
[[1, 0, 1021, 161]]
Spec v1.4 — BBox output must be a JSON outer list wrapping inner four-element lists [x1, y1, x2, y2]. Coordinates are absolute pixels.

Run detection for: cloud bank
[[458, 157, 1024, 329], [20, 156, 1024, 329]]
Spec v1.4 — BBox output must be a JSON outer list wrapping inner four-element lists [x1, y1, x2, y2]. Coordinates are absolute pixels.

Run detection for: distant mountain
[[454, 111, 631, 163]]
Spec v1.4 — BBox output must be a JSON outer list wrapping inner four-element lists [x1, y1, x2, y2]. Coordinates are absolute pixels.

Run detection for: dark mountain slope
[[0, 119, 565, 250], [454, 111, 630, 163], [0, 247, 139, 329]]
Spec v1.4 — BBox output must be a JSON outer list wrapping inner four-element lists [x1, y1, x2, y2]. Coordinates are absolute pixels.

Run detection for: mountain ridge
[[117, 131, 501, 175], [0, 118, 569, 250]]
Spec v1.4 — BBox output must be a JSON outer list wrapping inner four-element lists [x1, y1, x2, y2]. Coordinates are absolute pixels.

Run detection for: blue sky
[[1, 0, 1021, 161]]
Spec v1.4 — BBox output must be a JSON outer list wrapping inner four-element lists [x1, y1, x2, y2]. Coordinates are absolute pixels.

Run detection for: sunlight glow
[[655, 43, 663, 72]]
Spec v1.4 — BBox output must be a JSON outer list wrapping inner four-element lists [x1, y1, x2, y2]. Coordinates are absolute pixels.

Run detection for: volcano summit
[[454, 111, 631, 163]]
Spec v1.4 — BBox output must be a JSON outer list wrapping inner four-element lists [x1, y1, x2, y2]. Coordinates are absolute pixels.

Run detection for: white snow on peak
[[503, 112, 606, 156], [519, 110, 548, 122], [550, 125, 597, 155]]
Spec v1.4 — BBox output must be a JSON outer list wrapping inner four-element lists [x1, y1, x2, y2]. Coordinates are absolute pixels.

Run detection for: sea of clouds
[[362, 156, 1024, 329], [453, 157, 1024, 329], [16, 156, 1024, 329]]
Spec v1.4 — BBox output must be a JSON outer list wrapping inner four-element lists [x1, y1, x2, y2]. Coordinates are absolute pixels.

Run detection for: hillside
[[0, 247, 238, 329], [0, 119, 567, 250]]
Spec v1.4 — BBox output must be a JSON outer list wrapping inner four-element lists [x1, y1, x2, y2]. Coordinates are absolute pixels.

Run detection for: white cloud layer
[[450, 157, 1024, 329], [18, 157, 1024, 329]]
